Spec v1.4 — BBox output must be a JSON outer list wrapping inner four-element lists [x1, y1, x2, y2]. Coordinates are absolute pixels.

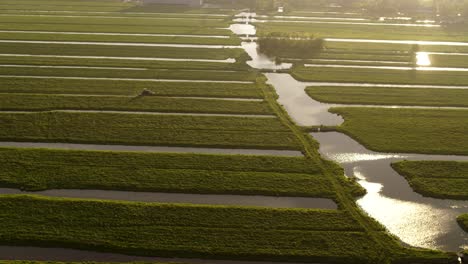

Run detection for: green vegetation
[[0, 42, 243, 60], [0, 195, 384, 263], [292, 65, 468, 86], [392, 161, 468, 200], [430, 54, 468, 68], [0, 32, 241, 46], [256, 22, 468, 42], [331, 107, 468, 155], [0, 67, 256, 82], [457, 214, 468, 232], [0, 147, 338, 197], [0, 94, 272, 115], [306, 86, 468, 107], [0, 78, 262, 98], [0, 111, 300, 150], [0, 15, 229, 28], [0, 56, 248, 71], [257, 32, 323, 58]]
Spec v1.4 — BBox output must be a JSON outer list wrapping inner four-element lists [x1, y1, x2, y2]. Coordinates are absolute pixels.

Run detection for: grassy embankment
[[0, 111, 300, 150], [330, 107, 468, 155], [291, 65, 468, 86], [0, 94, 273, 115], [0, 43, 244, 60], [0, 148, 339, 197], [0, 67, 257, 82], [306, 87, 468, 107], [457, 214, 468, 232], [0, 0, 133, 12], [0, 195, 383, 263], [0, 78, 262, 98], [0, 56, 249, 71], [256, 22, 468, 42], [391, 161, 468, 200]]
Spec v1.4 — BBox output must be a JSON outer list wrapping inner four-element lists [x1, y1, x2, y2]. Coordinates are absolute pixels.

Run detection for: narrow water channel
[[231, 13, 468, 252]]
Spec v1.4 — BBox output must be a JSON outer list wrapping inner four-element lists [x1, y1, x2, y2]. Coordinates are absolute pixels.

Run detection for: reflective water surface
[[311, 132, 468, 252]]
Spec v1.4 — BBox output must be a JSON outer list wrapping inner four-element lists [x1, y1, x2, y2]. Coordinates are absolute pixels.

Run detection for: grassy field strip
[[0, 24, 231, 35], [292, 66, 468, 86], [306, 86, 468, 107], [0, 148, 327, 195], [0, 32, 240, 45], [0, 15, 229, 28], [0, 13, 226, 20], [0, 54, 236, 64], [0, 75, 254, 84], [0, 64, 148, 70], [0, 68, 256, 82], [331, 107, 468, 155], [272, 15, 368, 21], [303, 64, 468, 72], [391, 161, 468, 200], [0, 30, 231, 38], [0, 10, 231, 17], [1, 110, 276, 118], [0, 142, 303, 157], [326, 38, 468, 47], [297, 59, 409, 66], [0, 40, 239, 48], [0, 111, 300, 150], [0, 78, 262, 98], [0, 94, 272, 115], [0, 195, 384, 262], [0, 43, 243, 60], [457, 215, 468, 233], [0, 189, 337, 209], [253, 19, 440, 28]]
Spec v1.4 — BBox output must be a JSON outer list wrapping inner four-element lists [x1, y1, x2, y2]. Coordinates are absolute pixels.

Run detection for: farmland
[[391, 161, 468, 200], [0, 0, 465, 263], [330, 107, 468, 155], [306, 87, 468, 107]]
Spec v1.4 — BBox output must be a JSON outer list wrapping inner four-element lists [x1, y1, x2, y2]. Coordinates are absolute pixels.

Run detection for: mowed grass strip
[[0, 112, 300, 150], [306, 86, 468, 107], [0, 78, 262, 98], [0, 32, 241, 45], [391, 161, 468, 200], [0, 67, 257, 82], [331, 107, 468, 155], [0, 148, 335, 197], [0, 56, 247, 71], [0, 94, 273, 115], [0, 23, 231, 35], [0, 43, 243, 60], [0, 195, 379, 263], [457, 214, 468, 232], [0, 14, 230, 28], [292, 65, 468, 86], [256, 22, 468, 42]]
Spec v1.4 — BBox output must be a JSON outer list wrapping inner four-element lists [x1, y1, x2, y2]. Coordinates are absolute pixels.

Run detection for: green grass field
[[0, 195, 385, 263], [306, 86, 468, 107], [331, 107, 468, 155], [0, 42, 244, 60], [0, 94, 273, 114], [457, 214, 468, 233], [391, 161, 468, 200], [292, 65, 468, 86], [0, 77, 262, 98], [0, 32, 241, 45], [0, 56, 248, 71], [0, 147, 338, 197], [0, 111, 300, 150], [257, 22, 468, 42]]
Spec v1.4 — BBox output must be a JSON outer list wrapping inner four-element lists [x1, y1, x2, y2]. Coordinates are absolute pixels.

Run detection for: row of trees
[[257, 32, 324, 59]]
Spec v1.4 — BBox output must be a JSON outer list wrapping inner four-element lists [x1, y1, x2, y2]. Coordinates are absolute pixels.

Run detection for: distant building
[[140, 0, 203, 6]]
